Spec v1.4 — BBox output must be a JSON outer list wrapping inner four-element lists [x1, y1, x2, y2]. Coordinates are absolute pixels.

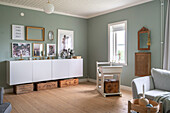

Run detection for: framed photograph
[[47, 44, 56, 56], [58, 29, 74, 57], [33, 43, 44, 57], [12, 42, 31, 57], [12, 25, 25, 40]]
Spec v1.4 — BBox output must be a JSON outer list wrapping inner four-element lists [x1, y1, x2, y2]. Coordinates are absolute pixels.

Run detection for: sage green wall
[[0, 5, 88, 88], [87, 0, 162, 86], [0, 0, 164, 88]]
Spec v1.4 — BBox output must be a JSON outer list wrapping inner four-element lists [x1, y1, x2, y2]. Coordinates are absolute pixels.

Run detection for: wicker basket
[[128, 99, 162, 113]]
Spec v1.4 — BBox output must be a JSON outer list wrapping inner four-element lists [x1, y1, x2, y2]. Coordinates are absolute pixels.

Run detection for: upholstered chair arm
[[131, 76, 154, 99], [0, 87, 4, 105]]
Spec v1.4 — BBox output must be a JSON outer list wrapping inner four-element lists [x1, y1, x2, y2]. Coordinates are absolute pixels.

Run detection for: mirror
[[48, 31, 54, 40], [138, 27, 150, 50], [26, 26, 45, 41]]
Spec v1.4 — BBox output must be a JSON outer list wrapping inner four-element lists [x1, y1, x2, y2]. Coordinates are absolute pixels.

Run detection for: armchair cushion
[[131, 76, 154, 99], [151, 68, 170, 91], [139, 89, 170, 100]]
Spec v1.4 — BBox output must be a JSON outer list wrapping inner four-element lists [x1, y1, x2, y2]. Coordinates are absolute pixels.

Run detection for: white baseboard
[[120, 85, 132, 91], [87, 78, 96, 83], [79, 78, 88, 83]]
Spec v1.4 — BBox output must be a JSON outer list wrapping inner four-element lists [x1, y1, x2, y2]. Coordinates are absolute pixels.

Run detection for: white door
[[33, 60, 51, 82], [52, 60, 69, 79], [10, 61, 33, 85], [69, 59, 83, 78]]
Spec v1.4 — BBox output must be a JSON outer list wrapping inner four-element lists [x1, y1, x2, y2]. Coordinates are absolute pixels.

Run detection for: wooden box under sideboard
[[35, 81, 58, 91], [14, 83, 33, 94], [59, 78, 79, 88]]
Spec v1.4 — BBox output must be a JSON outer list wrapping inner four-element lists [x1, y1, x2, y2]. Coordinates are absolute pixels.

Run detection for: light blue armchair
[[0, 87, 12, 113], [131, 68, 170, 100]]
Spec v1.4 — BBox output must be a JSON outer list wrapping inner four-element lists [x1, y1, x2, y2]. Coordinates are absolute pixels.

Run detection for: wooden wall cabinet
[[135, 52, 151, 76]]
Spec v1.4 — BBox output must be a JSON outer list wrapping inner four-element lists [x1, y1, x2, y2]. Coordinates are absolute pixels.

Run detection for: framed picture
[[58, 29, 74, 57], [12, 25, 25, 40], [47, 44, 56, 56], [33, 43, 44, 57], [12, 42, 31, 57], [26, 26, 45, 41]]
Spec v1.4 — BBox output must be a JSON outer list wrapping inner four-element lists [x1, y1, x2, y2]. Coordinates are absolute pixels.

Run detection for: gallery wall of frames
[[11, 24, 74, 60]]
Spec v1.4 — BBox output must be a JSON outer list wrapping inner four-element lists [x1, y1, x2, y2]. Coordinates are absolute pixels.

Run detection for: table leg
[[128, 101, 131, 113], [160, 102, 163, 113]]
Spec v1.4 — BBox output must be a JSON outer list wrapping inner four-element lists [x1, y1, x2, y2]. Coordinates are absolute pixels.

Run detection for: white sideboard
[[7, 59, 83, 85]]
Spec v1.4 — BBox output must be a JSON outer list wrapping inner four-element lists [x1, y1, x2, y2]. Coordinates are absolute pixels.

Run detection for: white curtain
[[163, 0, 170, 70]]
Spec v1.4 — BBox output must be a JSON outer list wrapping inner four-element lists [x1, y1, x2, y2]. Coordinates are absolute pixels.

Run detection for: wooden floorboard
[[4, 82, 132, 113]]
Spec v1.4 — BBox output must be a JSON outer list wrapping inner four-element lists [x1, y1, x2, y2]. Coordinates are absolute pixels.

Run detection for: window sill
[[111, 63, 127, 66]]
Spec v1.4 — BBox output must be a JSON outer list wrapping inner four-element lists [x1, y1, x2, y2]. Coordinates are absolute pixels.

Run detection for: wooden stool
[[128, 99, 162, 113]]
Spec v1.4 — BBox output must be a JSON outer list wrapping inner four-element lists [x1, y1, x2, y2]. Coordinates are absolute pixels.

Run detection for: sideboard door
[[33, 60, 51, 82], [69, 59, 83, 78], [52, 60, 69, 79], [9, 61, 33, 85]]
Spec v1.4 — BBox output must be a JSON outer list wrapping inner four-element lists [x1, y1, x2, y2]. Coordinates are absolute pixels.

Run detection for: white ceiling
[[0, 0, 153, 18]]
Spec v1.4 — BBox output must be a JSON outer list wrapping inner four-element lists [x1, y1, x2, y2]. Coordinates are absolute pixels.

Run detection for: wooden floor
[[4, 82, 132, 113]]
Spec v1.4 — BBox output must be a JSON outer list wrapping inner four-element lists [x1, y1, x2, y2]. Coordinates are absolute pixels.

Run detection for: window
[[108, 20, 127, 65]]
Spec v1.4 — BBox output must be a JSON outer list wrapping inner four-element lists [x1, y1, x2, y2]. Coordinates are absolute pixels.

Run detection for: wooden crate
[[104, 79, 119, 93], [14, 83, 33, 94], [59, 78, 79, 88], [35, 81, 58, 91]]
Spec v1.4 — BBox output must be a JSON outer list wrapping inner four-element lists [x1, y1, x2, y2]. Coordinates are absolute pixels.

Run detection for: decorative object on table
[[128, 99, 162, 113], [26, 26, 45, 41], [60, 48, 74, 59], [139, 84, 149, 106], [33, 43, 44, 57], [43, 0, 54, 14], [47, 44, 56, 56], [12, 42, 31, 57], [12, 25, 25, 40], [19, 53, 24, 60], [135, 52, 151, 76], [138, 27, 150, 50], [72, 56, 82, 59], [48, 31, 54, 40], [58, 29, 74, 58]]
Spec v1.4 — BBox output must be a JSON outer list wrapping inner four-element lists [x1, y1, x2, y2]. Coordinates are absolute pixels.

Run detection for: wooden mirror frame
[[138, 27, 150, 50], [26, 26, 45, 41]]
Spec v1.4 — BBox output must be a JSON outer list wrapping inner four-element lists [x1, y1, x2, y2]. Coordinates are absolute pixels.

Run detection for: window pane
[[115, 31, 125, 63], [109, 21, 127, 65]]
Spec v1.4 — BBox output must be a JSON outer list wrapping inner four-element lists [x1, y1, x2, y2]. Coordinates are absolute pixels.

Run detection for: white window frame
[[108, 20, 127, 66]]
